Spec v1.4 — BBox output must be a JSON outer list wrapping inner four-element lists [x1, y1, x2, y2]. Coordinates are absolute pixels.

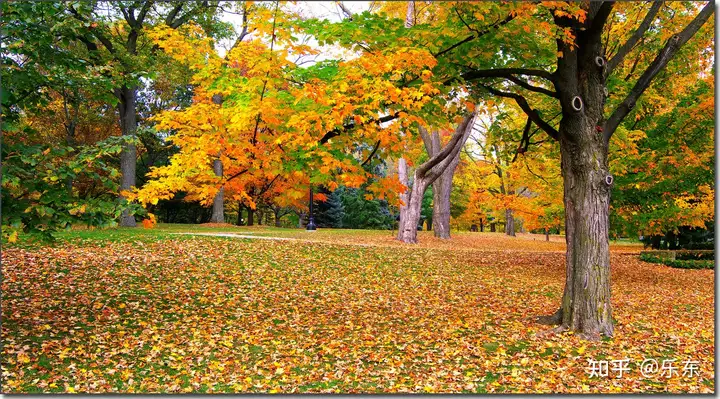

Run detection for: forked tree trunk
[[210, 159, 224, 223], [504, 209, 516, 237], [423, 127, 463, 240], [397, 114, 476, 243]]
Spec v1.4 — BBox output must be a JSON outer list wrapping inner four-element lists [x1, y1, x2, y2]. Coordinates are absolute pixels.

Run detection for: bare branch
[[433, 13, 515, 58], [360, 140, 381, 167]]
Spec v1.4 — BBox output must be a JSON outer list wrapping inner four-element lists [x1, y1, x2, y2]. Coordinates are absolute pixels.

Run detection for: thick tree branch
[[424, 118, 475, 183], [68, 5, 116, 55], [604, 1, 714, 142], [136, 1, 154, 27], [504, 75, 558, 98], [606, 1, 664, 76], [417, 114, 475, 179], [480, 84, 559, 141], [586, 1, 615, 37], [169, 1, 212, 29], [164, 3, 184, 26]]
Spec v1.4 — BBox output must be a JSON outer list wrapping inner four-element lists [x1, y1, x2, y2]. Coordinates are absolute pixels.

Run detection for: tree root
[[535, 308, 562, 325]]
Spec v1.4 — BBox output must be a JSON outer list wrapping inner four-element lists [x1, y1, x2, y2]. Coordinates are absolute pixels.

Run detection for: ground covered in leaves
[[2, 226, 714, 393]]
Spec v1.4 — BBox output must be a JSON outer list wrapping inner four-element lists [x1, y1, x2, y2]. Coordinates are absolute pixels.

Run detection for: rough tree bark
[[397, 114, 476, 243], [210, 159, 224, 223]]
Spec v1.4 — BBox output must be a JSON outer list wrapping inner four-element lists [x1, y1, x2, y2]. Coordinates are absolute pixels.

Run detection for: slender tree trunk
[[431, 163, 456, 239], [210, 159, 224, 223], [396, 157, 410, 237], [490, 222, 496, 232], [247, 208, 254, 226], [479, 220, 484, 232], [426, 216, 432, 231], [118, 85, 138, 227], [545, 227, 550, 241], [505, 209, 516, 236], [257, 209, 263, 225]]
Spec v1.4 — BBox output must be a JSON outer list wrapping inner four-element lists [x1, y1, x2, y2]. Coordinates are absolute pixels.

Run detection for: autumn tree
[[439, 1, 714, 338], [0, 1, 137, 239], [306, 1, 713, 337], [64, 1, 226, 226]]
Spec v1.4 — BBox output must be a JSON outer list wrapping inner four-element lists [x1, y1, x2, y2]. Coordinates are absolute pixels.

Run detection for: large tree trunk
[[504, 209, 516, 236], [118, 85, 138, 227], [551, 129, 613, 338], [210, 159, 224, 223], [538, 5, 614, 338]]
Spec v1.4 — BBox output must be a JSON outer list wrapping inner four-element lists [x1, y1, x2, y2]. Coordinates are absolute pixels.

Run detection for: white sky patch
[[215, 1, 370, 65]]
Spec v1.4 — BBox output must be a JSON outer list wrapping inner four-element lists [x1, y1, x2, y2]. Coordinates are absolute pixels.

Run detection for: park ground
[[1, 224, 714, 393]]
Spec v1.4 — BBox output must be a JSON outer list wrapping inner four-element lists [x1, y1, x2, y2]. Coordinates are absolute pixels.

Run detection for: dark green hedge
[[639, 253, 714, 270]]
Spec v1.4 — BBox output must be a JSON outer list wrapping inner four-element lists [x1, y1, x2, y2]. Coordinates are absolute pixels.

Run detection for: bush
[[639, 253, 714, 270]]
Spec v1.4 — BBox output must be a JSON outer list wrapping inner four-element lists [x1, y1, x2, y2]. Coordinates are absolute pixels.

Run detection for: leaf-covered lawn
[[2, 228, 713, 393]]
